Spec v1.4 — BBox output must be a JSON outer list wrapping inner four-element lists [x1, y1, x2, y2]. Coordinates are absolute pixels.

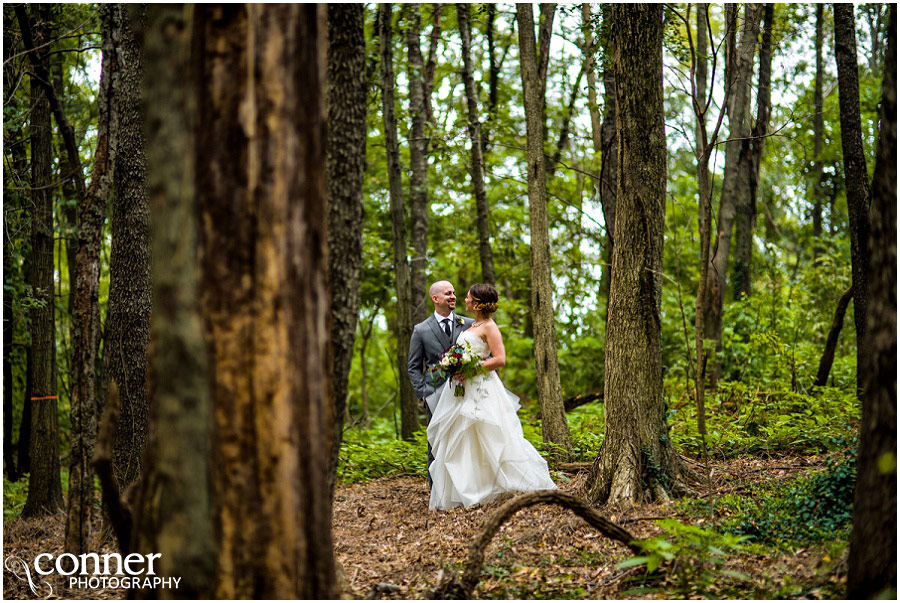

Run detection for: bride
[[427, 284, 557, 510]]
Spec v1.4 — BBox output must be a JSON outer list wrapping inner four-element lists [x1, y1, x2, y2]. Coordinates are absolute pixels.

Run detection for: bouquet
[[430, 342, 486, 397]]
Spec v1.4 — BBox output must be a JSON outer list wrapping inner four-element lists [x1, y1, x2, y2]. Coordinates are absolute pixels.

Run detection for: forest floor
[[3, 455, 847, 600]]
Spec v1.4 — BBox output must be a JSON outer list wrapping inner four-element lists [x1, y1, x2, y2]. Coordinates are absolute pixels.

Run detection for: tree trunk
[[3, 215, 14, 478], [733, 3, 774, 300], [703, 3, 762, 385], [516, 2, 573, 460], [599, 7, 617, 318], [380, 4, 419, 442], [812, 3, 825, 254], [814, 286, 854, 388], [847, 6, 896, 598], [834, 3, 872, 397], [326, 3, 366, 496], [102, 4, 151, 496], [406, 3, 430, 321], [189, 5, 338, 597], [587, 4, 686, 505], [21, 4, 64, 518], [483, 3, 497, 154], [65, 2, 117, 553], [129, 6, 214, 596], [423, 4, 442, 126], [457, 2, 496, 285]]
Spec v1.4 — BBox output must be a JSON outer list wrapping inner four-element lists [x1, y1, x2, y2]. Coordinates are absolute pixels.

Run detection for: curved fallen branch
[[430, 490, 639, 599]]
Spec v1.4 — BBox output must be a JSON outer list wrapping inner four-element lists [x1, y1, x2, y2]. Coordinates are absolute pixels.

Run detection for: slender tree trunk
[[130, 6, 214, 596], [483, 3, 498, 154], [848, 7, 896, 596], [516, 2, 573, 460], [812, 3, 826, 254], [3, 215, 14, 478], [588, 4, 686, 505], [326, 3, 366, 496], [424, 4, 441, 126], [380, 3, 419, 441], [189, 5, 337, 597], [406, 3, 430, 321], [103, 4, 151, 496], [733, 3, 774, 300], [834, 3, 872, 397], [599, 8, 617, 317], [17, 353, 33, 478], [457, 2, 496, 285], [814, 286, 854, 387], [703, 3, 762, 385], [548, 58, 587, 175], [21, 4, 64, 518]]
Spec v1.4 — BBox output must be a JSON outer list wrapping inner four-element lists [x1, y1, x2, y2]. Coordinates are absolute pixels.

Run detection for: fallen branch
[[366, 582, 402, 599], [93, 381, 133, 553], [430, 490, 639, 599], [554, 462, 592, 472], [564, 391, 603, 413]]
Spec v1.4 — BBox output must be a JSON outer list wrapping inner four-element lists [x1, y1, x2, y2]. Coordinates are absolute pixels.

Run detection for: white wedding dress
[[427, 330, 557, 510]]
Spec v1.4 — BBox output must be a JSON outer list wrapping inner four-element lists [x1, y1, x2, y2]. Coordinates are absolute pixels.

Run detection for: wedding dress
[[427, 330, 557, 510]]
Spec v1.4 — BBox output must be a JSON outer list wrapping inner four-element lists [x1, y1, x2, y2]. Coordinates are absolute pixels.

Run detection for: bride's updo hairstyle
[[470, 283, 499, 315]]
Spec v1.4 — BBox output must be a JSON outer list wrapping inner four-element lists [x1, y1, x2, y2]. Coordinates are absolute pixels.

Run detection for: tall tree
[[812, 3, 826, 252], [598, 6, 617, 316], [516, 2, 573, 460], [105, 4, 151, 495], [18, 3, 64, 518], [732, 3, 774, 300], [834, 2, 872, 397], [703, 3, 762, 384], [65, 2, 117, 553], [457, 2, 496, 285], [380, 3, 419, 441], [406, 3, 430, 320], [192, 5, 336, 597], [326, 3, 366, 495], [848, 6, 896, 597], [129, 5, 214, 596], [587, 3, 687, 505]]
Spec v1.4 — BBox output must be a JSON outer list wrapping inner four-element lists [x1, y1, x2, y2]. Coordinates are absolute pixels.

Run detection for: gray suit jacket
[[408, 314, 474, 400]]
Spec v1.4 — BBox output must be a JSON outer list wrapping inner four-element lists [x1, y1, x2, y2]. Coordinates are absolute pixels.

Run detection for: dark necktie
[[442, 318, 451, 338]]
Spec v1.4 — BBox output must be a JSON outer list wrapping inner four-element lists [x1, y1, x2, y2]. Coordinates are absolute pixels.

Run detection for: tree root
[[430, 490, 640, 599]]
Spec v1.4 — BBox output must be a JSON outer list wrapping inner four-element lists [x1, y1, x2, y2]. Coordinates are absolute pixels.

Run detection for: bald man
[[408, 281, 474, 486]]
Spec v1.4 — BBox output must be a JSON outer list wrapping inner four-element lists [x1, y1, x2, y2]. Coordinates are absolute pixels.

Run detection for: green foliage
[[3, 475, 30, 520], [618, 519, 751, 598], [338, 417, 429, 483]]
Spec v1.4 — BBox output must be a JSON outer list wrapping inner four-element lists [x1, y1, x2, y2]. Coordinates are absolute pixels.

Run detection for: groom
[[408, 280, 474, 484]]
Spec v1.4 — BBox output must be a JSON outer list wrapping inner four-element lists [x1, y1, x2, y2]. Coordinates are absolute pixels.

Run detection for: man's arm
[[407, 327, 429, 399]]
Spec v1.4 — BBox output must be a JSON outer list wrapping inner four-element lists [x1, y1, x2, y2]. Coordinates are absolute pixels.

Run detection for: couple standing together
[[408, 281, 557, 510]]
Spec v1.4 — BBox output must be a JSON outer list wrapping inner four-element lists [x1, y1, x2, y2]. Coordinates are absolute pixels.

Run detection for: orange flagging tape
[[30, 395, 58, 401]]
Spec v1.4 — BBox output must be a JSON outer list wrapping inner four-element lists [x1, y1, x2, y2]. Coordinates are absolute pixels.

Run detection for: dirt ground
[[3, 456, 846, 600]]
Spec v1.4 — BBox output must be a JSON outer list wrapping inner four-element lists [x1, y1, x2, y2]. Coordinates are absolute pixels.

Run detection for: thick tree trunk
[[703, 3, 762, 385], [190, 5, 337, 597], [847, 6, 896, 597], [733, 3, 774, 300], [812, 3, 826, 253], [326, 3, 366, 496], [381, 4, 419, 442], [516, 2, 573, 460], [814, 286, 854, 388], [457, 3, 496, 286], [587, 4, 686, 505], [21, 4, 64, 518], [130, 6, 214, 597], [834, 3, 872, 397], [104, 4, 151, 495], [65, 3, 117, 554], [406, 3, 430, 321]]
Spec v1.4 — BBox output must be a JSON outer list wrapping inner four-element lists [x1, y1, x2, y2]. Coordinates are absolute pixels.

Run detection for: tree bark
[[834, 3, 872, 397], [516, 2, 573, 460], [814, 286, 854, 388], [812, 3, 826, 253], [733, 3, 774, 300], [703, 3, 762, 385], [20, 4, 64, 518], [483, 3, 498, 154], [189, 5, 337, 597], [423, 4, 441, 126], [599, 6, 617, 317], [104, 4, 151, 496], [129, 6, 214, 597], [406, 3, 430, 322], [326, 3, 366, 496], [65, 2, 117, 553], [457, 3, 496, 285], [380, 3, 419, 442], [847, 6, 896, 597], [587, 4, 686, 505]]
